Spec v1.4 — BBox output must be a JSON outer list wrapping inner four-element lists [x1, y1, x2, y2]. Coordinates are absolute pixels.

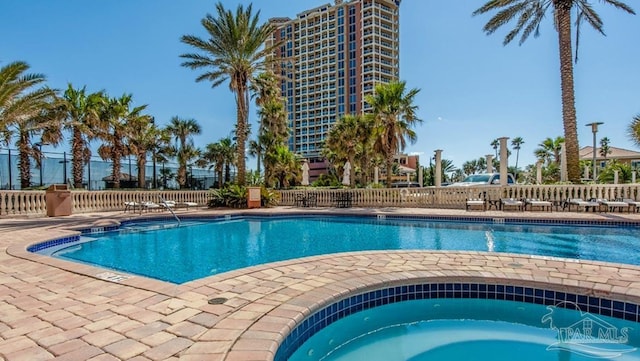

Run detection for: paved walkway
[[2, 207, 640, 360]]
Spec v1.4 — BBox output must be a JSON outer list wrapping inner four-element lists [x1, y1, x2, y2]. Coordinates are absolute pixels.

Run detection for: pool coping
[[3, 207, 640, 360]]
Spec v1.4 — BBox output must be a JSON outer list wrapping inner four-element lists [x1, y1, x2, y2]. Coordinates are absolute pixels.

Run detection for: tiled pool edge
[[273, 281, 640, 361]]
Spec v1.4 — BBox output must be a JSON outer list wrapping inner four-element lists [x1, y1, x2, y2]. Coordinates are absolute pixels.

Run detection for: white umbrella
[[301, 161, 310, 186], [342, 161, 351, 186]]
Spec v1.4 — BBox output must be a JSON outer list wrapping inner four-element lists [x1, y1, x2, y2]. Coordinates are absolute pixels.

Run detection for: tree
[[324, 114, 372, 187], [97, 94, 147, 189], [0, 61, 59, 188], [599, 137, 611, 160], [534, 136, 565, 166], [628, 114, 640, 148], [165, 116, 201, 188], [181, 2, 280, 186], [365, 81, 422, 187], [490, 138, 499, 159], [473, 0, 635, 182], [59, 84, 105, 188], [265, 145, 301, 189], [511, 136, 525, 180], [128, 114, 157, 188]]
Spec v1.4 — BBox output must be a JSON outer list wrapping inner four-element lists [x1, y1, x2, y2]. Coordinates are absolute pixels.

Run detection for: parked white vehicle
[[448, 173, 515, 186]]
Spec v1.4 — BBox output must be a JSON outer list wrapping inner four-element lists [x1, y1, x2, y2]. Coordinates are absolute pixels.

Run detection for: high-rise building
[[269, 0, 400, 179]]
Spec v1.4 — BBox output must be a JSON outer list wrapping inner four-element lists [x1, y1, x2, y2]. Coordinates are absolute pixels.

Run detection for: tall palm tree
[[511, 136, 525, 180], [474, 1, 635, 182], [0, 61, 59, 188], [365, 81, 421, 187], [97, 94, 147, 189], [165, 116, 201, 187], [127, 114, 157, 188], [490, 138, 499, 159], [180, 2, 280, 186], [59, 84, 105, 188], [324, 114, 370, 187], [599, 137, 611, 160]]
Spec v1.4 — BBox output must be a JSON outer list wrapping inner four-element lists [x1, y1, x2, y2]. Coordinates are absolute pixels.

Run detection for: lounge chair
[[500, 198, 523, 211], [124, 201, 141, 213], [597, 198, 629, 213], [524, 198, 552, 212], [566, 198, 599, 212], [141, 201, 161, 212], [465, 198, 486, 211], [621, 198, 640, 213]]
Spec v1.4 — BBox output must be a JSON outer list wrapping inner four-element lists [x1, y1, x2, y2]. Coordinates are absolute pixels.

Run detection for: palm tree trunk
[[555, 2, 580, 182], [71, 129, 85, 188], [137, 151, 146, 189], [235, 84, 248, 186], [18, 135, 31, 189]]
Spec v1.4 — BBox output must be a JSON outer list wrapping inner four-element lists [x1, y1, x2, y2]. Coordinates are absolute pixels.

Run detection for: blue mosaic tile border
[[26, 235, 81, 253], [274, 282, 640, 361]]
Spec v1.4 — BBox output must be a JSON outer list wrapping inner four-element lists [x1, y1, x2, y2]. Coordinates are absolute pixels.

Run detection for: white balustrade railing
[[0, 190, 211, 216], [2, 185, 640, 216], [277, 184, 640, 209]]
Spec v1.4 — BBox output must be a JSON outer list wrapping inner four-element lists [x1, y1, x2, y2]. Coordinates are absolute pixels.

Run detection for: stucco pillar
[[614, 170, 619, 184], [536, 161, 543, 184], [560, 142, 567, 182], [499, 137, 509, 186], [434, 149, 443, 187], [486, 154, 493, 173]]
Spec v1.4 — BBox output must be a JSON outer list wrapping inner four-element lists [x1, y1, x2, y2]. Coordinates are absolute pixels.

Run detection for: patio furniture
[[465, 198, 486, 211], [295, 193, 307, 207], [524, 199, 552, 212], [500, 198, 523, 211], [566, 198, 600, 212], [124, 201, 141, 213], [333, 192, 353, 208], [597, 198, 630, 213], [621, 198, 640, 213]]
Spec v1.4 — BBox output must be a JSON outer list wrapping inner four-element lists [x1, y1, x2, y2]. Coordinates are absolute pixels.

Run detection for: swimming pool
[[31, 215, 640, 284], [284, 297, 640, 361]]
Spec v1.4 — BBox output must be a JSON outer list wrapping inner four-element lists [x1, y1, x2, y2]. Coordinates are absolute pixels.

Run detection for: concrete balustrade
[[0, 189, 210, 216], [279, 184, 640, 209], [2, 184, 640, 216]]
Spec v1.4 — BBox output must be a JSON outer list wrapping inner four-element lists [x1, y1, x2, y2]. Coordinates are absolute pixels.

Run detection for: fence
[[277, 184, 640, 209], [0, 189, 211, 216], [3, 184, 640, 217]]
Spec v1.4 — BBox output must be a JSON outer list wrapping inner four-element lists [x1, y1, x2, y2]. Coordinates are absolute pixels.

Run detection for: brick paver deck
[[2, 207, 640, 360]]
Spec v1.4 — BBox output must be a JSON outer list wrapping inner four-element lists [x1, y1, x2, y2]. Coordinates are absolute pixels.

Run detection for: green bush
[[208, 185, 279, 208]]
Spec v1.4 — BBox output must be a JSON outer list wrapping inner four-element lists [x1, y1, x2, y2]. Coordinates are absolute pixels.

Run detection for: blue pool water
[[44, 216, 640, 284], [288, 299, 640, 361]]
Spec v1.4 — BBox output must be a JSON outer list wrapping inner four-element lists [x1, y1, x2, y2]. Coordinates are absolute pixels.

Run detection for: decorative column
[[374, 166, 379, 184], [418, 166, 423, 187], [434, 149, 443, 187], [633, 171, 636, 184], [486, 154, 493, 173], [499, 137, 509, 186], [584, 165, 590, 180], [614, 170, 619, 184], [536, 161, 543, 184]]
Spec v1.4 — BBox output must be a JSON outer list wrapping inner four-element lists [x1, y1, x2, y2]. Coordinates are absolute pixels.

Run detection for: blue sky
[[2, 0, 639, 170]]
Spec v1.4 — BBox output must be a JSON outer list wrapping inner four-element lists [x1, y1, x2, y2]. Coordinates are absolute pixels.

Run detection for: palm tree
[[473, 1, 635, 183], [127, 114, 157, 188], [97, 94, 147, 189], [165, 116, 201, 187], [599, 137, 612, 160], [628, 114, 640, 148], [364, 81, 421, 186], [180, 2, 280, 186], [490, 138, 499, 159], [511, 136, 525, 180], [59, 84, 105, 188], [266, 145, 301, 189], [0, 61, 59, 188], [218, 137, 236, 183], [534, 136, 565, 166], [324, 114, 373, 187]]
